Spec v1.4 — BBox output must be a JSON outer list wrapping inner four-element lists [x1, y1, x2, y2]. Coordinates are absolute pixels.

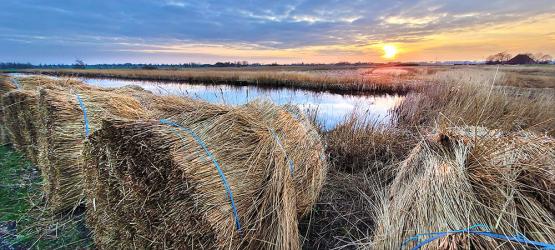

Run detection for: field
[[1, 65, 555, 249]]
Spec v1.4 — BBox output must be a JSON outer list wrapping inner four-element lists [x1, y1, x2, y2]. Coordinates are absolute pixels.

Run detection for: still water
[[9, 73, 404, 129]]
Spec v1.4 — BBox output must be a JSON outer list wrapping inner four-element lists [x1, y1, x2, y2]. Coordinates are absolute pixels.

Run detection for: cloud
[[0, 0, 554, 63]]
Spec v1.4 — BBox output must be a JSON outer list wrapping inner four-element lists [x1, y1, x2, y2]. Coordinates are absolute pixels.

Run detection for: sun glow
[[382, 45, 398, 59]]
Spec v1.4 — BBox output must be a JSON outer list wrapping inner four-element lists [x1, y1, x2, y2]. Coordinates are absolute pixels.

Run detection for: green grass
[[0, 145, 39, 222], [0, 145, 92, 249]]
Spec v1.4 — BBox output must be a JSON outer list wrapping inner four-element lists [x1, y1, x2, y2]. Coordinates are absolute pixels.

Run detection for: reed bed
[[83, 100, 327, 249], [371, 126, 555, 249], [326, 114, 415, 173], [23, 68, 418, 94], [394, 69, 555, 136]]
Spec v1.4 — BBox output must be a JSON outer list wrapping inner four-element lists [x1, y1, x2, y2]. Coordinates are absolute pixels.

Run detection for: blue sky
[[1, 0, 554, 64]]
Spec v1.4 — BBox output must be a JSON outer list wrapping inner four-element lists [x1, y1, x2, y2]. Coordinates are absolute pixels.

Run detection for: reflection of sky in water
[[8, 73, 404, 129]]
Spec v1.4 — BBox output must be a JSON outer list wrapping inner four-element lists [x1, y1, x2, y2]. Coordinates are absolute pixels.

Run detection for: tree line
[[0, 60, 378, 70], [486, 52, 553, 65]]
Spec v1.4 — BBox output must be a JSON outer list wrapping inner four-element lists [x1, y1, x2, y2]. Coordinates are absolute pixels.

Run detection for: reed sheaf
[[1, 76, 159, 213], [0, 75, 20, 145], [372, 126, 555, 249], [36, 85, 151, 213], [83, 101, 327, 249], [1, 76, 87, 153]]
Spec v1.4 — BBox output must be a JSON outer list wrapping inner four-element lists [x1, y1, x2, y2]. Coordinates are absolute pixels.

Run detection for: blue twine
[[159, 119, 242, 234], [269, 128, 294, 176], [402, 224, 555, 250], [75, 94, 90, 137], [11, 78, 21, 89]]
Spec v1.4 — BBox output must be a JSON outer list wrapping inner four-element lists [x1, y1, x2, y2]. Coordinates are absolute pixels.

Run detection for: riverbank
[[6, 73, 406, 129], [12, 68, 422, 95], [7, 65, 555, 96]]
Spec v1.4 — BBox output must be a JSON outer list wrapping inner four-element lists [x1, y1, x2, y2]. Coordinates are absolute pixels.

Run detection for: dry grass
[[0, 75, 18, 145], [394, 69, 555, 136], [425, 65, 555, 89], [2, 90, 40, 164], [300, 115, 417, 249], [326, 115, 415, 173], [2, 76, 151, 213], [489, 65, 555, 89], [1, 77, 91, 162], [83, 100, 327, 249], [22, 68, 419, 94], [300, 166, 390, 250], [35, 84, 149, 213], [370, 126, 555, 249], [315, 68, 555, 249]]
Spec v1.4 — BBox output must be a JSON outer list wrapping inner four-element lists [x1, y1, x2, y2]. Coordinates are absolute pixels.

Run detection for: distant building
[[506, 54, 536, 65]]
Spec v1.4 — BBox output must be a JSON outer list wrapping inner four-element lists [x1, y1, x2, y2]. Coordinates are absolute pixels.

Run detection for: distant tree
[[335, 61, 351, 66], [73, 59, 86, 69], [486, 52, 512, 64], [141, 64, 158, 70], [0, 62, 34, 69], [532, 53, 553, 64]]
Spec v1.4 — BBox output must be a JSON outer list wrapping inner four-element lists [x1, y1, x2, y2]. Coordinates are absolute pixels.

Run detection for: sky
[[1, 0, 554, 64]]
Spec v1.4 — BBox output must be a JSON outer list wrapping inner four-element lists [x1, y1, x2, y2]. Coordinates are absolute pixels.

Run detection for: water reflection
[[8, 73, 404, 129]]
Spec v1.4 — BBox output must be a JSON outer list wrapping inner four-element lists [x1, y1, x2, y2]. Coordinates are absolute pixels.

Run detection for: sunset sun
[[382, 45, 398, 59]]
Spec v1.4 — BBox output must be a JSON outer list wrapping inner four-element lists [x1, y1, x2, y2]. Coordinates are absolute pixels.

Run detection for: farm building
[[506, 54, 536, 65]]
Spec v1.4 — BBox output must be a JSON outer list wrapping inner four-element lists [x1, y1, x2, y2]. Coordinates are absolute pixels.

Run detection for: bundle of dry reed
[[1, 76, 103, 212], [35, 83, 149, 213], [0, 75, 19, 145], [372, 126, 555, 249], [1, 76, 83, 158], [0, 76, 92, 148], [1, 76, 205, 214], [2, 90, 40, 163], [83, 100, 327, 249]]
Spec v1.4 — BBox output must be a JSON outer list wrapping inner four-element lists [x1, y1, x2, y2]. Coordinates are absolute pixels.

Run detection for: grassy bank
[[17, 68, 420, 94]]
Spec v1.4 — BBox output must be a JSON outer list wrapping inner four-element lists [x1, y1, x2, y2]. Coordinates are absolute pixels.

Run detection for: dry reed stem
[[371, 126, 555, 249], [35, 83, 148, 213], [394, 69, 555, 136], [84, 100, 327, 249], [0, 75, 18, 145]]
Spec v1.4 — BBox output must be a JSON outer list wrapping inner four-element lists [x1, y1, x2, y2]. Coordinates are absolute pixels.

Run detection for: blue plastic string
[[75, 94, 90, 137], [403, 224, 555, 250], [11, 78, 21, 89], [159, 119, 242, 233], [269, 128, 294, 176]]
